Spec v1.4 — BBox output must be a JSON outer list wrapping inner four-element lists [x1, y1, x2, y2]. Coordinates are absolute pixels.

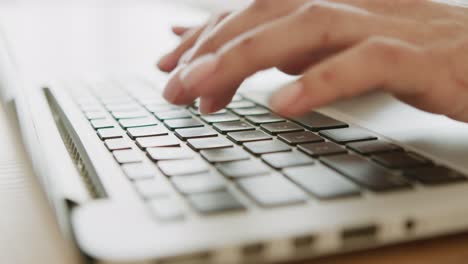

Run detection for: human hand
[[158, 0, 468, 122]]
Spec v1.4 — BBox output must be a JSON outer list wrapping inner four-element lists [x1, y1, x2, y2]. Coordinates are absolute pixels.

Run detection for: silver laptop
[[3, 2, 468, 264]]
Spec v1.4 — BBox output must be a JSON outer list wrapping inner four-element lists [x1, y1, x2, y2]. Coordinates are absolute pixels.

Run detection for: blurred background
[[0, 0, 252, 83]]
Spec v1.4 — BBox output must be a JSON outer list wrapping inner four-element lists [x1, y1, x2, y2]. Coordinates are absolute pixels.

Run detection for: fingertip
[[162, 68, 199, 106], [172, 26, 190, 36], [198, 97, 214, 115], [158, 53, 178, 72], [269, 81, 304, 116]]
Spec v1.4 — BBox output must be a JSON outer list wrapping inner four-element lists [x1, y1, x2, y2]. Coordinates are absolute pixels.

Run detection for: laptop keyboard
[[71, 82, 467, 221]]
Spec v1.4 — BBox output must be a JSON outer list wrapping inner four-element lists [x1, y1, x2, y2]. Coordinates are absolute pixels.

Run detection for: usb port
[[341, 224, 378, 248]]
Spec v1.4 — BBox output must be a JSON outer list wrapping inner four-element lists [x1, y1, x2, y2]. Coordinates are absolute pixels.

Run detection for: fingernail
[[270, 82, 304, 113], [163, 73, 184, 103], [180, 54, 219, 91], [158, 53, 175, 70], [199, 97, 215, 115]]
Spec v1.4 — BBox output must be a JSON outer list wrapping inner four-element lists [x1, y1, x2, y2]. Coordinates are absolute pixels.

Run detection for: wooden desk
[[298, 232, 468, 264]]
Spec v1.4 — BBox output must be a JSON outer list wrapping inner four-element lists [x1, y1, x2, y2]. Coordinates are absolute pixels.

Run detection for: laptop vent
[[45, 89, 106, 199]]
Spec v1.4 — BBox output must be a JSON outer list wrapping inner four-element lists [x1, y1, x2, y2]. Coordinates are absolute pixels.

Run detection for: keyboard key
[[79, 103, 101, 112], [231, 94, 243, 101], [319, 127, 377, 144], [127, 126, 168, 139], [244, 139, 291, 155], [213, 121, 255, 134], [105, 103, 141, 112], [164, 118, 204, 130], [90, 119, 114, 129], [111, 110, 149, 119], [145, 104, 179, 113], [189, 107, 227, 116], [155, 109, 191, 120], [97, 128, 122, 140], [262, 151, 314, 169], [158, 159, 209, 176], [245, 114, 285, 125], [175, 127, 218, 140], [404, 166, 466, 185], [293, 112, 348, 131], [200, 113, 240, 123], [201, 148, 250, 163], [284, 165, 360, 199], [122, 163, 156, 180], [231, 107, 269, 116], [372, 152, 432, 169], [217, 160, 270, 178], [347, 140, 402, 155], [148, 198, 184, 221], [260, 122, 304, 135], [84, 111, 106, 120], [237, 174, 307, 207], [227, 100, 256, 109], [298, 142, 346, 157], [113, 149, 142, 164], [227, 130, 272, 144], [187, 137, 233, 150], [187, 191, 245, 214], [134, 177, 173, 198], [104, 138, 131, 151], [278, 131, 324, 145], [147, 147, 194, 161], [136, 135, 180, 149], [171, 172, 226, 194], [102, 98, 135, 106], [119, 117, 158, 128], [321, 154, 410, 191]]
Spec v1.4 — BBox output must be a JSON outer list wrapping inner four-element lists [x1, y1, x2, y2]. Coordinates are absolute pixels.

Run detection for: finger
[[165, 1, 380, 105], [269, 37, 437, 117], [162, 66, 200, 106], [158, 26, 205, 72], [276, 47, 344, 75], [185, 0, 308, 63], [172, 26, 192, 36], [199, 90, 236, 114]]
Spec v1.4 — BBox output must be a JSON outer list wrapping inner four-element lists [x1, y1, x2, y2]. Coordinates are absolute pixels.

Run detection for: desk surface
[[306, 233, 468, 264]]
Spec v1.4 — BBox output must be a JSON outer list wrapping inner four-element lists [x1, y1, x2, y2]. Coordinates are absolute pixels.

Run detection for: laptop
[[3, 1, 468, 264]]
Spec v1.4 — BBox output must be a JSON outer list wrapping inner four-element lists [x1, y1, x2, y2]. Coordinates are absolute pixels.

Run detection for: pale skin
[[158, 0, 468, 122]]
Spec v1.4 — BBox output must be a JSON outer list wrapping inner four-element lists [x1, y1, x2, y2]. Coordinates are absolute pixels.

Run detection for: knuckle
[[363, 37, 415, 65], [298, 1, 333, 18], [296, 1, 343, 30], [250, 0, 276, 12], [218, 36, 256, 69]]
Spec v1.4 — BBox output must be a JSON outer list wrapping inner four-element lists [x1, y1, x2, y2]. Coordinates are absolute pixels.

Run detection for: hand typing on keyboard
[[158, 0, 468, 122]]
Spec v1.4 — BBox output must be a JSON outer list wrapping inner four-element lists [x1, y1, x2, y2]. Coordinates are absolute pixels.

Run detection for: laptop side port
[[242, 242, 266, 258], [292, 234, 316, 251], [158, 251, 212, 264], [404, 218, 417, 234], [341, 224, 378, 249]]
